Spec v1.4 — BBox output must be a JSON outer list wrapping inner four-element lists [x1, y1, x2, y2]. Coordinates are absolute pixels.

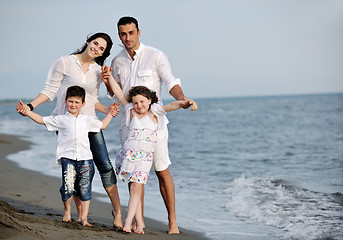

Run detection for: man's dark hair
[[117, 16, 139, 32], [65, 86, 86, 103]]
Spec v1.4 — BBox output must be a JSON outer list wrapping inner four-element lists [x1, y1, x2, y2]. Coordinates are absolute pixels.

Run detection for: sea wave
[[224, 175, 343, 240]]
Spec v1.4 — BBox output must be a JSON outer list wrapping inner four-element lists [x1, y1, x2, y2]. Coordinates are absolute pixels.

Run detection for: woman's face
[[87, 37, 107, 59]]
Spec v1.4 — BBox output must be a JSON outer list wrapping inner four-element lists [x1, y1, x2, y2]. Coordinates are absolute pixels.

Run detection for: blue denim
[[60, 158, 95, 202], [88, 131, 117, 188]]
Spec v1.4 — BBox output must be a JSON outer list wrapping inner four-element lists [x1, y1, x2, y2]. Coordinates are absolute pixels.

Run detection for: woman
[[16, 32, 123, 229]]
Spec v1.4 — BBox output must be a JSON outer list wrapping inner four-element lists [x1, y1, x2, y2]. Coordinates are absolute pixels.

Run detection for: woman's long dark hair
[[71, 32, 113, 66]]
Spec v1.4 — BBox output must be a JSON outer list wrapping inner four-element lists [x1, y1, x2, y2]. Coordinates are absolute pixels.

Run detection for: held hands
[[179, 99, 198, 111], [16, 100, 30, 116], [101, 65, 112, 85], [108, 102, 120, 117]]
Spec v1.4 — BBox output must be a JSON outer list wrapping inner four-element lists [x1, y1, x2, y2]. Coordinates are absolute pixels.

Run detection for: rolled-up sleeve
[[156, 52, 181, 93], [40, 57, 65, 101]]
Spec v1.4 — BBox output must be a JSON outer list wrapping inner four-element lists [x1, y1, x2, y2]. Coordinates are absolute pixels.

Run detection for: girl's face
[[131, 94, 151, 115], [87, 37, 107, 59]]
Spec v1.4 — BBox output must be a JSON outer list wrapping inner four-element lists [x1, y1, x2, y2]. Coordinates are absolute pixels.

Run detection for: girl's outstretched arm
[[162, 99, 198, 113], [101, 66, 129, 106]]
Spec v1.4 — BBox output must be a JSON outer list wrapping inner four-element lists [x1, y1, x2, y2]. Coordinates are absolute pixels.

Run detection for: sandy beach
[[0, 133, 209, 240]]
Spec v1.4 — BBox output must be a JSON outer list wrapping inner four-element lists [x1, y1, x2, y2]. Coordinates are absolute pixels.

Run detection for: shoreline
[[0, 133, 209, 240]]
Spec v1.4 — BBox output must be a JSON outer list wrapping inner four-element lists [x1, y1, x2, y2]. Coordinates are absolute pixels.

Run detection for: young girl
[[105, 74, 197, 234]]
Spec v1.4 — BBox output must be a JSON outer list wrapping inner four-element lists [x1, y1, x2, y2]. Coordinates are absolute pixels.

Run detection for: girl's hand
[[100, 66, 112, 85], [180, 99, 198, 111], [16, 100, 30, 116], [109, 102, 120, 117]]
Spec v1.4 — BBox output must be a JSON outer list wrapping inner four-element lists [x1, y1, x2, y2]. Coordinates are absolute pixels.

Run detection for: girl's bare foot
[[82, 221, 93, 227], [134, 228, 144, 234], [123, 227, 131, 233]]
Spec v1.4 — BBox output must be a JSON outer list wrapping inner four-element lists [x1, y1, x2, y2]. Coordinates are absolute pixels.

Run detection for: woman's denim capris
[[88, 131, 117, 188], [60, 158, 95, 202]]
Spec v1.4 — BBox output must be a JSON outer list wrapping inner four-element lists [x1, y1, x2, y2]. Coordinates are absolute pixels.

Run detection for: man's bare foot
[[168, 221, 180, 234]]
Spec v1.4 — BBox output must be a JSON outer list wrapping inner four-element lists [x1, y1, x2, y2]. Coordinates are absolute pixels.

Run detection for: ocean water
[[0, 94, 342, 240]]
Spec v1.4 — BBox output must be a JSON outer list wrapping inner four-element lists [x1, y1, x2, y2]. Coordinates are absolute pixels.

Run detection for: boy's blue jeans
[[60, 158, 95, 202], [88, 131, 117, 188]]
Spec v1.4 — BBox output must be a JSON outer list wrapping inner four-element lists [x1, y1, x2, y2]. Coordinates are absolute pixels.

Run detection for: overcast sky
[[1, 0, 342, 100]]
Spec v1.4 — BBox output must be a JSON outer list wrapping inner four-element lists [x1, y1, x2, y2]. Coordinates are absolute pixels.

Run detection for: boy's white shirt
[[43, 112, 103, 164]]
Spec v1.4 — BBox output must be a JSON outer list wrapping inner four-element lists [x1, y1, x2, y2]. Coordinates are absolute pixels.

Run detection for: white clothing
[[110, 43, 180, 171], [43, 112, 103, 164], [40, 55, 102, 116], [116, 103, 166, 183]]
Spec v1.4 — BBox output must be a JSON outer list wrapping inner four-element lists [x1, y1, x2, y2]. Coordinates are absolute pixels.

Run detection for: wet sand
[[0, 133, 209, 240]]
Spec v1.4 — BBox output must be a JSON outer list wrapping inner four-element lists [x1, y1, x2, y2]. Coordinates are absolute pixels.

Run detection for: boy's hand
[[16, 100, 30, 116], [109, 102, 120, 117]]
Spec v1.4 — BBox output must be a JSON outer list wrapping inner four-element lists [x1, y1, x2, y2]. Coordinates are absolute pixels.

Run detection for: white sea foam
[[224, 175, 343, 240]]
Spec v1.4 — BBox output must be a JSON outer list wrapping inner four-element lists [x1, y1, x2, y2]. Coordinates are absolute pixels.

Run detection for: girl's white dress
[[116, 103, 167, 184]]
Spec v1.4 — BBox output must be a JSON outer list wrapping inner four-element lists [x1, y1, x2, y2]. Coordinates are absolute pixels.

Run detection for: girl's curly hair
[[128, 86, 158, 107]]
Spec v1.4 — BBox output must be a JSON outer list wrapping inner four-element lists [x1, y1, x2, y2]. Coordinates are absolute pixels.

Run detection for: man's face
[[118, 23, 141, 51]]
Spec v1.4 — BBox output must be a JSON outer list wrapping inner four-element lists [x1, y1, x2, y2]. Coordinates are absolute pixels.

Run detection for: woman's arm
[[18, 101, 45, 125], [16, 93, 49, 116]]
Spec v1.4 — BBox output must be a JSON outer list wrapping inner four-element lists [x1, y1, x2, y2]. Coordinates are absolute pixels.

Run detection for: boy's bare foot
[[62, 213, 71, 222], [168, 221, 180, 234]]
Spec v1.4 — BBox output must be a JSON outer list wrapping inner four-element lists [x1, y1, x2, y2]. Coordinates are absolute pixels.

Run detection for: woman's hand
[[16, 100, 30, 116]]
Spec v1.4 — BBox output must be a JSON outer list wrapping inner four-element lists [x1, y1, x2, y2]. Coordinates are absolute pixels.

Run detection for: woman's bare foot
[[112, 209, 123, 229]]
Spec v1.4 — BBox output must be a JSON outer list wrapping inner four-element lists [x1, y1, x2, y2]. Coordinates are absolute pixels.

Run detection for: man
[[102, 16, 197, 234]]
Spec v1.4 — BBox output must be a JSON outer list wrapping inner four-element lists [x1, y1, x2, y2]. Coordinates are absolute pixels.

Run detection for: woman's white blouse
[[40, 55, 102, 116]]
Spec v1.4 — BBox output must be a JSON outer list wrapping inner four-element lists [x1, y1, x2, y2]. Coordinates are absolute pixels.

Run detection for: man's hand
[[180, 99, 198, 111]]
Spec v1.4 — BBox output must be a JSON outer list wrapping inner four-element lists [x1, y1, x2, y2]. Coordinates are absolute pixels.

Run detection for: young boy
[[19, 85, 118, 226]]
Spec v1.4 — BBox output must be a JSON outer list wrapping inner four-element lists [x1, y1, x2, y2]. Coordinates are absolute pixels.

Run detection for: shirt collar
[[121, 43, 145, 60]]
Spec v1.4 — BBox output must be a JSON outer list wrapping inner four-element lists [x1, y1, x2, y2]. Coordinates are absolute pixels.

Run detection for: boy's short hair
[[65, 86, 86, 103]]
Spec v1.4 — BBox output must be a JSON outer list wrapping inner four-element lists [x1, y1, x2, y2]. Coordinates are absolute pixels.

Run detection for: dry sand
[[0, 133, 209, 240]]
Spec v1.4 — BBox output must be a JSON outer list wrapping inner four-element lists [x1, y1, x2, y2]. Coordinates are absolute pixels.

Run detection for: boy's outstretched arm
[[19, 100, 45, 125], [100, 103, 119, 130]]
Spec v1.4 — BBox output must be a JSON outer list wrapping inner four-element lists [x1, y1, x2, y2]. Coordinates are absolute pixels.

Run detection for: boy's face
[[65, 96, 85, 116]]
